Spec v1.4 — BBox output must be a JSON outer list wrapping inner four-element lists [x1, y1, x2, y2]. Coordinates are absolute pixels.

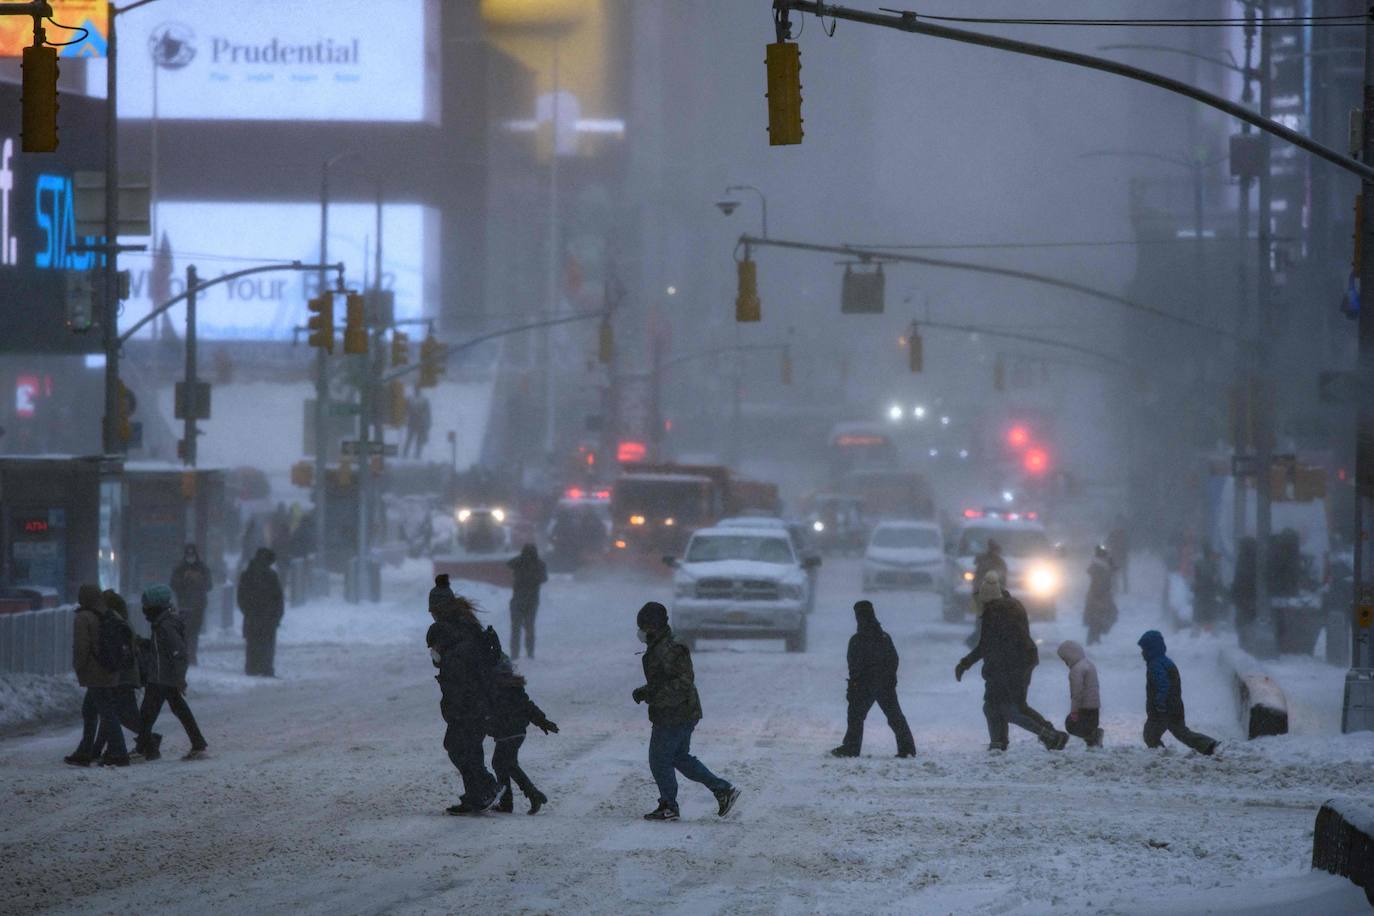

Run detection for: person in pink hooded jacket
[[1057, 640, 1103, 747]]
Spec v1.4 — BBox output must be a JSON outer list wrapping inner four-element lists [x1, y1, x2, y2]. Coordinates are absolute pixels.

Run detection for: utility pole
[[101, 3, 119, 453], [543, 39, 562, 458], [315, 159, 337, 582], [1250, 0, 1278, 658], [1343, 5, 1374, 733], [355, 183, 383, 603], [183, 263, 197, 466], [1234, 8, 1257, 556]]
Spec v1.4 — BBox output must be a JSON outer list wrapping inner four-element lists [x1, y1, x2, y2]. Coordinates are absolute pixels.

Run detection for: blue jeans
[[649, 723, 729, 806]]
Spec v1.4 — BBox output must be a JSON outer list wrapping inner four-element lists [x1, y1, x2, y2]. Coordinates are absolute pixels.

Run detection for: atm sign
[[18, 517, 50, 534]]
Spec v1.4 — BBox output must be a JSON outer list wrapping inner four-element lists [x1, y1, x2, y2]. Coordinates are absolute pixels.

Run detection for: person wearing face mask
[[632, 602, 740, 822], [170, 543, 214, 665]]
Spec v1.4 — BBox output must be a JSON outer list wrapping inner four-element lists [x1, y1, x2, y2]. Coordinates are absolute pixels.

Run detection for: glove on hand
[[954, 662, 968, 682], [632, 686, 648, 704], [540, 720, 560, 734]]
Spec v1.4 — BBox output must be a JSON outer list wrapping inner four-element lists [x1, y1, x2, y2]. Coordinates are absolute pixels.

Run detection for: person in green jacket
[[632, 602, 740, 822]]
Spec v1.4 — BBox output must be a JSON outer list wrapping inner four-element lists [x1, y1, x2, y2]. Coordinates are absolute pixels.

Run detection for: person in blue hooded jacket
[[1137, 630, 1217, 755]]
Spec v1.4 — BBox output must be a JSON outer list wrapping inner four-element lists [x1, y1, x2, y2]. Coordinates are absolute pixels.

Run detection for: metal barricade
[[0, 605, 77, 676]]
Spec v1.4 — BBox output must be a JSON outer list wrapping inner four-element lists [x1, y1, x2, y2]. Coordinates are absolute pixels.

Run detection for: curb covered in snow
[[1220, 647, 1289, 739], [1312, 798, 1374, 906]]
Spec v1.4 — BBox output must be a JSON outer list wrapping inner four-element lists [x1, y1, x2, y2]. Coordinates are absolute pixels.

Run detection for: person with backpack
[[831, 600, 916, 758], [1056, 640, 1103, 747], [237, 548, 284, 677], [1137, 630, 1218, 756], [955, 573, 1068, 752], [506, 544, 548, 660], [65, 585, 133, 767], [170, 543, 214, 665], [633, 601, 741, 822], [89, 590, 146, 759], [426, 592, 501, 814], [135, 585, 209, 761], [488, 656, 559, 814]]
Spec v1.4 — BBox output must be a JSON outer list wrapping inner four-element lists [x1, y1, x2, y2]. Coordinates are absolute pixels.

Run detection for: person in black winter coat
[[238, 548, 284, 677], [831, 601, 916, 758], [170, 543, 214, 665], [135, 584, 209, 760], [89, 590, 145, 759], [427, 594, 501, 814], [1083, 545, 1118, 645], [507, 544, 548, 660], [1137, 630, 1217, 755], [956, 574, 1067, 751], [65, 585, 132, 767], [488, 657, 559, 814]]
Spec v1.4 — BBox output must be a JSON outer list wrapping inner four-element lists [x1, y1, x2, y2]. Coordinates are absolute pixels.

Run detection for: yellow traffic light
[[390, 331, 410, 367], [386, 380, 406, 427], [290, 461, 314, 488], [343, 292, 368, 355], [307, 292, 334, 353], [736, 257, 761, 322], [598, 317, 613, 365], [21, 45, 58, 153], [908, 326, 923, 373], [419, 334, 443, 388], [765, 41, 802, 146]]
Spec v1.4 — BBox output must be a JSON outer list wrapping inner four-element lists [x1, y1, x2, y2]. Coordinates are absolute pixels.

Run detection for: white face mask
[[637, 628, 649, 645]]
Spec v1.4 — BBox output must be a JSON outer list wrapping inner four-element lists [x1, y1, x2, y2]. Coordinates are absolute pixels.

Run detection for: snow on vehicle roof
[[873, 519, 939, 529], [719, 516, 786, 528], [617, 473, 712, 484], [693, 526, 790, 540]]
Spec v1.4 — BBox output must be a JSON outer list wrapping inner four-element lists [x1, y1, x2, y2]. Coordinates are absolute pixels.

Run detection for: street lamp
[[719, 184, 769, 238]]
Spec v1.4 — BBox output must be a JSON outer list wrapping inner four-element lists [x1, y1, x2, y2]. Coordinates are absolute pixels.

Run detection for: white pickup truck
[[666, 526, 819, 652]]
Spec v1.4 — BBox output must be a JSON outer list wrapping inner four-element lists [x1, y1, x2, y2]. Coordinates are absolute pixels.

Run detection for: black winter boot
[[527, 789, 547, 815], [495, 789, 514, 813]]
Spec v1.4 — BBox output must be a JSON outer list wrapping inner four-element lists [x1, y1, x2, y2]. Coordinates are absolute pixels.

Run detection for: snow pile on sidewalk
[[0, 672, 83, 734]]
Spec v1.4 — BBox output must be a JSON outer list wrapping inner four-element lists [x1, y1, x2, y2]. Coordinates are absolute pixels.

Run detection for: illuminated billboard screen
[[120, 201, 433, 341], [116, 0, 433, 122]]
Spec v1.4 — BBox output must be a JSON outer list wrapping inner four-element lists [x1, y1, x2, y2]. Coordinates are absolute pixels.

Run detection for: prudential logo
[[0, 137, 16, 266]]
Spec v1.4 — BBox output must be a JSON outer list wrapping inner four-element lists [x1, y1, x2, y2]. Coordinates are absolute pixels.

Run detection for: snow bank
[[0, 672, 83, 734], [1313, 798, 1374, 905]]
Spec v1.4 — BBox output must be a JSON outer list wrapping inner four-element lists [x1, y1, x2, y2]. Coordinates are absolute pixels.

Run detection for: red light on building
[[1007, 425, 1030, 449], [1024, 447, 1050, 475], [617, 440, 647, 463]]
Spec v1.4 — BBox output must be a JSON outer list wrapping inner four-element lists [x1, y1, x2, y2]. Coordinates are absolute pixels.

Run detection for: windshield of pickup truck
[[685, 534, 795, 564]]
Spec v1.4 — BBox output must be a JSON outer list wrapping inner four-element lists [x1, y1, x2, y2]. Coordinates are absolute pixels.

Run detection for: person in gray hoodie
[[1056, 640, 1103, 747]]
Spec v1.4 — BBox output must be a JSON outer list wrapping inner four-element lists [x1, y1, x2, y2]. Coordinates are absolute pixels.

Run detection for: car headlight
[[457, 508, 472, 523], [962, 570, 975, 582], [1027, 564, 1061, 598], [491, 508, 506, 523], [812, 520, 825, 533], [674, 580, 695, 597], [780, 583, 804, 601]]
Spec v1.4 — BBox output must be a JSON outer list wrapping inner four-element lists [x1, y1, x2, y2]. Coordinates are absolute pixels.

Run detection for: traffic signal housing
[[386, 379, 406, 427], [765, 42, 803, 146], [736, 256, 761, 322], [908, 324, 923, 373], [598, 317, 614, 365], [390, 331, 409, 367], [343, 292, 367, 355], [21, 45, 58, 153], [419, 334, 443, 388], [290, 461, 314, 488], [306, 292, 334, 353], [115, 379, 134, 444]]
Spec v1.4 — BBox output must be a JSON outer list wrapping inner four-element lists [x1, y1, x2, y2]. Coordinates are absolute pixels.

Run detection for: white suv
[[666, 526, 818, 652], [862, 520, 946, 593]]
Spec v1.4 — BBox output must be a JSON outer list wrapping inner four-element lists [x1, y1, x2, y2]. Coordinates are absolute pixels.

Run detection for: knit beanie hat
[[142, 583, 174, 610], [429, 574, 454, 613]]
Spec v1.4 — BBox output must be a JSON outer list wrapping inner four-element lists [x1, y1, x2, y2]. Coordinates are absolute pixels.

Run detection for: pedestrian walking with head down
[[488, 656, 558, 814], [831, 600, 916, 759], [89, 590, 146, 760], [1083, 545, 1118, 646], [955, 573, 1068, 752], [135, 584, 209, 761], [64, 585, 134, 767], [1137, 630, 1218, 756], [633, 601, 740, 822], [427, 584, 502, 815], [1056, 640, 1103, 747]]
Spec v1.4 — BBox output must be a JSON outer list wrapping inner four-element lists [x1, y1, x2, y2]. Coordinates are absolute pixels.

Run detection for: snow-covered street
[[3, 557, 1370, 915]]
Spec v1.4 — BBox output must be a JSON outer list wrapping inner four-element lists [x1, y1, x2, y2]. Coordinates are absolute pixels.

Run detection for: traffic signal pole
[[101, 4, 119, 453], [1345, 7, 1374, 733]]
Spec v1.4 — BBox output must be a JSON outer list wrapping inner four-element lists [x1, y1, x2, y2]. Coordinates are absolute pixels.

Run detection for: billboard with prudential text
[[116, 0, 436, 122]]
